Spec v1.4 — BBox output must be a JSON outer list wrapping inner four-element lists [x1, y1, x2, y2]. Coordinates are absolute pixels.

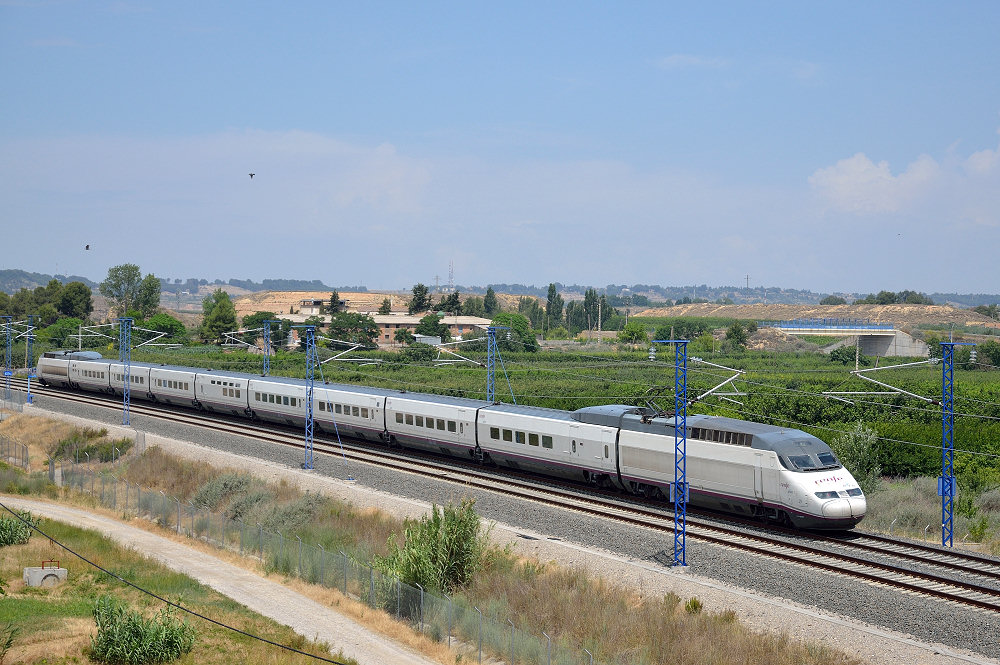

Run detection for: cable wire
[[0, 501, 349, 665]]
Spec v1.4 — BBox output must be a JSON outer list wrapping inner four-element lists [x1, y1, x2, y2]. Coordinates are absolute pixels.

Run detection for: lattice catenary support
[[939, 342, 974, 548], [302, 325, 316, 469], [119, 318, 133, 426], [672, 340, 689, 566], [486, 326, 515, 404], [26, 314, 36, 404]]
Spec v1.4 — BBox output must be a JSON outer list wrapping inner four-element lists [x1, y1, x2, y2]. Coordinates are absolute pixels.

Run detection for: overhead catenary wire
[[0, 501, 350, 665]]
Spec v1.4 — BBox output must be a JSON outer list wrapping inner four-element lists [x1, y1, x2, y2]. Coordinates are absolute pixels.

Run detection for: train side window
[[352, 406, 360, 417], [269, 394, 275, 403], [572, 440, 577, 453], [415, 416, 424, 427], [406, 414, 414, 425], [490, 427, 500, 440], [604, 445, 609, 458], [361, 407, 369, 418], [515, 431, 525, 444], [502, 429, 512, 442], [185, 382, 189, 391], [542, 435, 553, 449], [437, 419, 445, 430], [425, 417, 434, 429], [395, 413, 404, 424], [335, 404, 342, 414], [448, 421, 457, 433], [236, 389, 240, 398], [318, 402, 325, 411], [528, 433, 538, 446]]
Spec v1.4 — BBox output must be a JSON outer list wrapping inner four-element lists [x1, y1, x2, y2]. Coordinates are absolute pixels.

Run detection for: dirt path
[[0, 496, 439, 665]]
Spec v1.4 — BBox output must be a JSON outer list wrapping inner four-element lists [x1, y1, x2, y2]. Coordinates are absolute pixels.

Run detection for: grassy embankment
[[1, 413, 860, 665], [0, 503, 351, 665]]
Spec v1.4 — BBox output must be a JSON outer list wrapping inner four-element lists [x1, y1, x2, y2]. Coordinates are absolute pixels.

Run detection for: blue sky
[[2, 2, 998, 294]]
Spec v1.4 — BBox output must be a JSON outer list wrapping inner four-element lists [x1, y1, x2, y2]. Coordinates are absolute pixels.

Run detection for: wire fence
[[0, 390, 26, 420], [51, 460, 603, 665], [0, 434, 29, 471]]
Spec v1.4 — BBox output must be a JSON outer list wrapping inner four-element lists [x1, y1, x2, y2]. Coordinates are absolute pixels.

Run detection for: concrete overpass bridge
[[760, 318, 929, 357]]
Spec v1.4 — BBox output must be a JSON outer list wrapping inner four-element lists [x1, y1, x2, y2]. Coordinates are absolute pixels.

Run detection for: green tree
[[40, 317, 84, 347], [725, 322, 748, 350], [58, 281, 93, 319], [830, 422, 882, 494], [483, 286, 499, 315], [491, 312, 538, 352], [972, 304, 999, 320], [378, 297, 393, 315], [393, 328, 415, 345], [36, 303, 59, 326], [328, 290, 342, 314], [439, 291, 461, 314], [143, 313, 188, 344], [618, 320, 648, 344], [99, 264, 143, 318], [517, 296, 545, 330], [545, 284, 564, 329], [820, 295, 847, 305], [829, 345, 871, 366], [461, 296, 485, 317], [136, 273, 162, 318], [408, 283, 432, 314], [415, 313, 450, 342], [564, 301, 586, 334], [328, 312, 378, 346], [199, 289, 238, 342]]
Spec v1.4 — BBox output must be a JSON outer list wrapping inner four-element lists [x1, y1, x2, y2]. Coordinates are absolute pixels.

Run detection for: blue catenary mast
[[486, 326, 515, 404], [26, 315, 36, 404], [262, 320, 280, 376], [939, 342, 974, 548], [672, 340, 689, 566], [119, 318, 132, 426]]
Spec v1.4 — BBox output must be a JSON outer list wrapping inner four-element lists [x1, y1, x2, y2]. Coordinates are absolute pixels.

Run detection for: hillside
[[635, 303, 998, 330]]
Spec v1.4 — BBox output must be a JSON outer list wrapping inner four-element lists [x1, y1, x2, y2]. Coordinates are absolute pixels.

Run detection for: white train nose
[[848, 496, 867, 518], [821, 499, 855, 519]]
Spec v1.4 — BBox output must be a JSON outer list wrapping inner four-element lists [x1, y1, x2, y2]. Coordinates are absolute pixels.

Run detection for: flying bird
[[85, 244, 90, 250], [249, 172, 255, 180]]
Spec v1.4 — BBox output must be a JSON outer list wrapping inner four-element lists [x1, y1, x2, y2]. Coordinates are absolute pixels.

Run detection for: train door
[[599, 428, 615, 471], [569, 423, 581, 459], [753, 453, 763, 500]]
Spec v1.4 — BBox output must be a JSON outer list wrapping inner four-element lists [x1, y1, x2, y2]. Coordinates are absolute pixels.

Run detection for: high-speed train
[[37, 350, 866, 529]]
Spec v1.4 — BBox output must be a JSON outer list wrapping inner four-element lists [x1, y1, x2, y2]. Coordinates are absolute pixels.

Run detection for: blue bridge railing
[[759, 318, 895, 331]]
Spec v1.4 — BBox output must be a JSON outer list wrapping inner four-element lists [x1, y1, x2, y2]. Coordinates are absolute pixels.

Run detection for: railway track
[[9, 380, 1000, 614]]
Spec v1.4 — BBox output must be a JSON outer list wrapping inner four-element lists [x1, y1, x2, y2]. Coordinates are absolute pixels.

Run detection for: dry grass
[[0, 414, 80, 472]]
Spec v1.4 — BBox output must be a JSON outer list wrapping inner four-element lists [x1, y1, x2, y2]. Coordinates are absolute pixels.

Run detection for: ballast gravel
[[29, 399, 1000, 665]]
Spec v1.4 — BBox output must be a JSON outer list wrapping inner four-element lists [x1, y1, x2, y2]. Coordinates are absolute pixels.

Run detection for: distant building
[[371, 314, 491, 346]]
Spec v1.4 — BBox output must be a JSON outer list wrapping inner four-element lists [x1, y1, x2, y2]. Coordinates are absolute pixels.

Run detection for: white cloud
[[808, 152, 941, 213], [657, 54, 729, 70]]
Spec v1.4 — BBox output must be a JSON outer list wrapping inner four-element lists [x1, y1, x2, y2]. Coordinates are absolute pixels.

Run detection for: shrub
[[192, 473, 251, 510], [684, 597, 702, 614], [0, 510, 38, 546], [90, 595, 196, 664], [0, 620, 17, 665], [376, 499, 489, 594], [830, 422, 882, 495]]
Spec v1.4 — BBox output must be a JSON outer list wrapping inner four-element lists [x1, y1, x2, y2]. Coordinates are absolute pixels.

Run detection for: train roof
[[485, 402, 577, 422], [42, 350, 104, 361], [387, 390, 489, 409], [571, 404, 832, 455]]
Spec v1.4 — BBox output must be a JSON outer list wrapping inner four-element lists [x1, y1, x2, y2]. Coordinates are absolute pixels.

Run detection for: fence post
[[319, 544, 325, 585], [584, 647, 593, 665], [543, 631, 551, 665], [124, 480, 129, 512], [297, 536, 302, 576], [396, 579, 400, 618], [447, 594, 452, 648], [369, 565, 374, 607], [258, 524, 264, 562], [240, 520, 244, 554], [508, 618, 514, 665], [176, 498, 181, 534], [341, 551, 348, 594], [476, 607, 482, 664], [415, 583, 424, 633], [190, 503, 196, 535], [278, 531, 284, 567]]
